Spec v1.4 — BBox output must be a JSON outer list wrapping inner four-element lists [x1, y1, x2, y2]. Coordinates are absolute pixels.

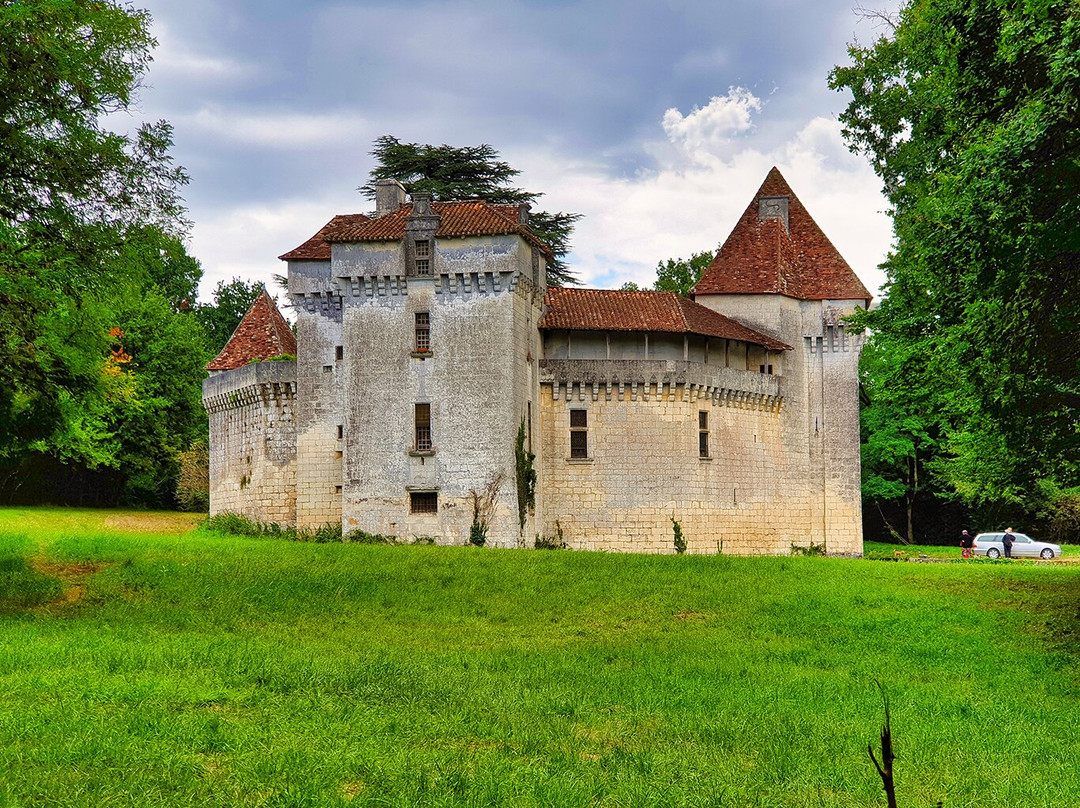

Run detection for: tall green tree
[[360, 135, 582, 286], [0, 1, 205, 506], [195, 278, 265, 354], [654, 250, 714, 297], [831, 0, 1080, 523]]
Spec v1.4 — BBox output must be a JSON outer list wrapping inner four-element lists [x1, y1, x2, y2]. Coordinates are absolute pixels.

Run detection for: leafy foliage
[[654, 250, 714, 297], [195, 277, 264, 354], [360, 135, 582, 286], [514, 419, 536, 531], [0, 1, 210, 507], [832, 0, 1080, 527]]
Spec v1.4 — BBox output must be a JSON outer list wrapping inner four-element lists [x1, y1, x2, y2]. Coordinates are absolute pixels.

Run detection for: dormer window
[[414, 239, 431, 275]]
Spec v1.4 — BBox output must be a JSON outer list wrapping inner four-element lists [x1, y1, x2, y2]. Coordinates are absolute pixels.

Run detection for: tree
[[360, 135, 582, 286], [0, 1, 201, 506], [196, 278, 265, 354], [831, 0, 1080, 522], [654, 251, 714, 297]]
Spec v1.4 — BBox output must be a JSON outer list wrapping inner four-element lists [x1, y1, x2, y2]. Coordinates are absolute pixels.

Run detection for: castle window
[[414, 239, 431, 276], [336, 345, 343, 361], [699, 411, 710, 458], [759, 364, 773, 375], [569, 409, 588, 458], [415, 312, 430, 352], [415, 403, 432, 452], [337, 425, 343, 440], [410, 491, 438, 514]]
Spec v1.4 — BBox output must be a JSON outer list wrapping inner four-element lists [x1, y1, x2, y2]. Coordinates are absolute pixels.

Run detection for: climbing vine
[[515, 418, 536, 531]]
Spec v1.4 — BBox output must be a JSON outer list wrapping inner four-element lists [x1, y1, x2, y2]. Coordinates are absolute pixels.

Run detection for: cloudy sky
[[123, 0, 899, 301]]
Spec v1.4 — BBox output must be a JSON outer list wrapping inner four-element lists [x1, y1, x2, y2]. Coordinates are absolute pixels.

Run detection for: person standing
[[960, 530, 974, 559], [1002, 527, 1016, 559]]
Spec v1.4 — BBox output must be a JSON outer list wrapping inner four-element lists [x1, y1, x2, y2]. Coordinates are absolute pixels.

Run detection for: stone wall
[[338, 234, 542, 546], [537, 362, 796, 554], [202, 361, 298, 525], [289, 259, 344, 529]]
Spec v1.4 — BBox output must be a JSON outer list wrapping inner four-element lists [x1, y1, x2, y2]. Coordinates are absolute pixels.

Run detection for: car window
[[1015, 535, 1031, 543]]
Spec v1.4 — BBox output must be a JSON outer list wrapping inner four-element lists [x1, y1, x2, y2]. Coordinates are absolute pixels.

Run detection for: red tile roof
[[277, 214, 370, 261], [693, 167, 872, 303], [540, 287, 791, 351], [206, 289, 297, 371], [278, 201, 551, 261]]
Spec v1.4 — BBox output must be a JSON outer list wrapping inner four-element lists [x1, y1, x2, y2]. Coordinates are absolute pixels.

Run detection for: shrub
[[672, 516, 687, 554], [535, 520, 568, 550], [176, 440, 210, 512]]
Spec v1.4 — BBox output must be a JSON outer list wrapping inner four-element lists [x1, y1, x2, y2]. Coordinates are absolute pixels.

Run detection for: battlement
[[202, 360, 297, 413], [540, 359, 782, 411]]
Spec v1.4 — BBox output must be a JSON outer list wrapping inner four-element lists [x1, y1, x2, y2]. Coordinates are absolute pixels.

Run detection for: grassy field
[[1, 508, 1078, 807]]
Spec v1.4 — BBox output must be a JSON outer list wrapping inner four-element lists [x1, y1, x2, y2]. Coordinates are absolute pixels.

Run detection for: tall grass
[[0, 507, 1077, 807]]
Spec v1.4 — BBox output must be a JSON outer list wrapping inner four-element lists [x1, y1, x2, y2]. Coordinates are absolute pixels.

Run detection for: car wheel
[[1040, 548, 1054, 560], [987, 548, 1001, 559]]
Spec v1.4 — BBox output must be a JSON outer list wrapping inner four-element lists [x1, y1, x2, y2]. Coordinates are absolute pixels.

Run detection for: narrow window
[[698, 411, 710, 458], [336, 425, 343, 440], [335, 345, 343, 361], [415, 403, 432, 451], [569, 409, 588, 458], [415, 312, 430, 352], [414, 239, 431, 276], [410, 491, 438, 514]]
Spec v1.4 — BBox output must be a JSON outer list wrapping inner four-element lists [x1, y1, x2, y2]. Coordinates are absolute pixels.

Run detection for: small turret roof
[[206, 289, 297, 371], [693, 167, 871, 304]]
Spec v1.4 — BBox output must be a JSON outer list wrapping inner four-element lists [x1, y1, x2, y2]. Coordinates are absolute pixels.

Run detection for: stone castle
[[202, 168, 871, 554]]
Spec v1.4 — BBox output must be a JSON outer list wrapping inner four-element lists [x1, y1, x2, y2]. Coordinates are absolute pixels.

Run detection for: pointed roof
[[278, 200, 552, 261], [540, 287, 791, 351], [693, 167, 871, 303], [206, 289, 297, 371]]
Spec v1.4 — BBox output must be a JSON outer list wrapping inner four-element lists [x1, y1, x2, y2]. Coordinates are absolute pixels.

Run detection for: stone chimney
[[517, 203, 531, 225], [374, 179, 407, 218], [757, 195, 789, 232]]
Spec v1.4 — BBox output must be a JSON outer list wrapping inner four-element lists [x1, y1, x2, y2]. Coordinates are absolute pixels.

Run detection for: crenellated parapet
[[540, 359, 782, 412]]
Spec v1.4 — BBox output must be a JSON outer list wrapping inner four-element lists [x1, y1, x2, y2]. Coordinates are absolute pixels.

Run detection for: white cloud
[[184, 106, 371, 149], [661, 87, 763, 160], [518, 104, 892, 298], [150, 22, 256, 83], [192, 192, 365, 303]]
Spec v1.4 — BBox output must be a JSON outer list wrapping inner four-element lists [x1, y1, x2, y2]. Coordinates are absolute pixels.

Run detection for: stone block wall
[[202, 362, 298, 525], [537, 360, 802, 554]]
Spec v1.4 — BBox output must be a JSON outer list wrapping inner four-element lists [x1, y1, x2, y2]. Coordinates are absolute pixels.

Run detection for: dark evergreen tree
[[360, 136, 582, 286]]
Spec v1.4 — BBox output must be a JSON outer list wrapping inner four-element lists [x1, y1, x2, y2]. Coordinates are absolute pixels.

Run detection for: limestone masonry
[[203, 168, 871, 554]]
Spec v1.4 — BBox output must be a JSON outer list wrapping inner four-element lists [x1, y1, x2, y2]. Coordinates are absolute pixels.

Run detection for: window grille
[[415, 403, 432, 451], [699, 411, 710, 458], [415, 312, 430, 352], [570, 409, 588, 458], [410, 491, 437, 514]]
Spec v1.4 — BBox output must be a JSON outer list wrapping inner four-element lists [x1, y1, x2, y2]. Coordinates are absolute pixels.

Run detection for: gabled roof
[[540, 287, 791, 351], [278, 200, 552, 261], [206, 289, 297, 371], [693, 167, 872, 303]]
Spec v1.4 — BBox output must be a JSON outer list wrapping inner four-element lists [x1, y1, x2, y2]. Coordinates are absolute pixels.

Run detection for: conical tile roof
[[206, 289, 297, 371], [693, 167, 871, 303]]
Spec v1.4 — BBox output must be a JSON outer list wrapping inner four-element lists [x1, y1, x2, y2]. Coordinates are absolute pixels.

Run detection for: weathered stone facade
[[203, 170, 870, 554]]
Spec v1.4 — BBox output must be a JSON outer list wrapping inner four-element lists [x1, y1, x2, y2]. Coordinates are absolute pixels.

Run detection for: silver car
[[973, 532, 1062, 560]]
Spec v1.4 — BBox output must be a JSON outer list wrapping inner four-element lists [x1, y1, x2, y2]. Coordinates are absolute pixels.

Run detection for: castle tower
[[693, 167, 871, 553], [202, 290, 298, 525], [280, 189, 548, 545]]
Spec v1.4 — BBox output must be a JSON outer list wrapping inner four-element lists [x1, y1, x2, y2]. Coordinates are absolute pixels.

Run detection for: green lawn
[[1, 508, 1078, 807]]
